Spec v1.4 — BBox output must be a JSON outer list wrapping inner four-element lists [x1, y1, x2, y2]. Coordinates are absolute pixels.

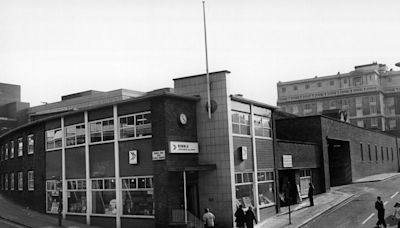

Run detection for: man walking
[[375, 196, 387, 228], [308, 182, 314, 206], [202, 208, 215, 228]]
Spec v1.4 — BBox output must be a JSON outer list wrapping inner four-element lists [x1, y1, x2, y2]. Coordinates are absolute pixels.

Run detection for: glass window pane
[[68, 191, 87, 213], [92, 191, 116, 215], [122, 190, 154, 215], [258, 182, 275, 206], [235, 184, 254, 208]]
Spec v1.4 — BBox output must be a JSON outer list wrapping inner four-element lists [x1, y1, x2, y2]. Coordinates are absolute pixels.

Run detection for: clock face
[[179, 113, 187, 125]]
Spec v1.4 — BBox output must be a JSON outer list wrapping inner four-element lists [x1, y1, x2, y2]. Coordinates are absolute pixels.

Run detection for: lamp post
[[287, 181, 291, 225]]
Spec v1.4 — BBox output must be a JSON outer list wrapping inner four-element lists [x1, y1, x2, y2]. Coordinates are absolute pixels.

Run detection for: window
[[232, 111, 250, 135], [317, 82, 322, 87], [293, 86, 297, 91], [354, 77, 362, 86], [357, 120, 364, 127], [330, 100, 336, 109], [305, 84, 310, 89], [389, 119, 396, 130], [90, 119, 114, 143], [46, 180, 62, 213], [5, 143, 8, 160], [28, 135, 34, 154], [119, 112, 152, 140], [381, 147, 384, 162], [330, 80, 334, 86], [67, 179, 87, 214], [391, 148, 394, 161], [370, 105, 377, 114], [375, 145, 378, 161], [360, 143, 364, 161], [299, 169, 312, 197], [368, 144, 371, 161], [18, 138, 23, 157], [371, 118, 378, 128], [5, 174, 8, 190], [122, 176, 154, 216], [28, 171, 34, 191], [18, 172, 23, 191], [10, 141, 14, 158], [343, 78, 348, 84], [387, 147, 389, 161], [92, 178, 116, 215], [281, 87, 286, 93], [65, 124, 85, 147], [253, 115, 272, 138], [235, 172, 254, 208], [369, 96, 376, 103], [46, 129, 62, 150], [10, 173, 14, 191], [257, 171, 275, 207]]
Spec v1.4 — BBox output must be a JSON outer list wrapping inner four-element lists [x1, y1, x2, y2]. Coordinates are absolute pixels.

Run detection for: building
[[0, 82, 30, 134], [0, 71, 277, 228], [276, 62, 400, 132]]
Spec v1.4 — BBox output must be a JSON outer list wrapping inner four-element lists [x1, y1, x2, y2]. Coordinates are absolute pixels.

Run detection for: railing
[[170, 209, 204, 228]]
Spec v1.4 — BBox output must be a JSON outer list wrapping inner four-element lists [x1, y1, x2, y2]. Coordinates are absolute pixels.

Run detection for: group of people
[[374, 196, 400, 228], [234, 205, 257, 228]]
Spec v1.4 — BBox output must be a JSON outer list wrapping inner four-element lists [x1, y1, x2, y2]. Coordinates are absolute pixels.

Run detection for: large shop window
[[235, 172, 254, 208], [46, 129, 62, 150], [232, 111, 250, 135], [67, 179, 87, 214], [253, 115, 272, 138], [46, 180, 62, 213], [65, 124, 86, 147], [92, 178, 116, 215], [28, 171, 34, 191], [90, 119, 114, 143], [28, 134, 34, 154], [257, 171, 275, 207], [18, 138, 23, 157], [122, 176, 154, 216], [119, 112, 152, 140]]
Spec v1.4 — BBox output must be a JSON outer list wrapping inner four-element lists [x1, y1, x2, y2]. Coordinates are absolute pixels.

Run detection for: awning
[[168, 164, 217, 172]]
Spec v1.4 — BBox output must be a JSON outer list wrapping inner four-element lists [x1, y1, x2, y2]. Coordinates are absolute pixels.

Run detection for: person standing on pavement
[[202, 208, 215, 228], [375, 196, 387, 228], [393, 202, 400, 228], [308, 182, 315, 207], [234, 205, 245, 228], [245, 206, 257, 228]]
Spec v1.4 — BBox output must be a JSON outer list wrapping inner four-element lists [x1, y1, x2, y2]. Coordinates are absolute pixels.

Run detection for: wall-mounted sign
[[129, 150, 138, 165], [152, 150, 166, 161], [240, 146, 248, 161], [170, 141, 199, 153], [179, 113, 188, 125], [283, 155, 293, 168]]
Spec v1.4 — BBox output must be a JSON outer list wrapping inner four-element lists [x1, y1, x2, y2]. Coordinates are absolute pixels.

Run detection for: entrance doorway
[[278, 170, 298, 206], [186, 171, 200, 218], [327, 139, 352, 186]]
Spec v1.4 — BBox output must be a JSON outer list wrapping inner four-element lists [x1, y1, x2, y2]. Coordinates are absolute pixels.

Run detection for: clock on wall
[[179, 113, 188, 125]]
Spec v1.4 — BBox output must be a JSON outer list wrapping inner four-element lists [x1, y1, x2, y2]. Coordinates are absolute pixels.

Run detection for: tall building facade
[[276, 62, 400, 132]]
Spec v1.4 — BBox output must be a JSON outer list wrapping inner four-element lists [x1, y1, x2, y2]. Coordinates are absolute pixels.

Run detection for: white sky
[[1, 0, 400, 107]]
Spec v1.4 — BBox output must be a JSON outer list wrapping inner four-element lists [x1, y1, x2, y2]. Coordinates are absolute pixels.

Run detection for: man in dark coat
[[375, 196, 387, 228], [308, 182, 314, 206], [234, 205, 245, 228], [245, 206, 257, 228]]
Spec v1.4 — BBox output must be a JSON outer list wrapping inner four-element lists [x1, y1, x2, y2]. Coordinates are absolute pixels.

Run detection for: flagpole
[[202, 1, 212, 119]]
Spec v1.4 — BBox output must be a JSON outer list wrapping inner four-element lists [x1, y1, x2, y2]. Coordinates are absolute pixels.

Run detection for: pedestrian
[[393, 202, 400, 228], [375, 196, 387, 228], [245, 206, 257, 228], [308, 182, 314, 206], [202, 208, 215, 228], [234, 204, 245, 228]]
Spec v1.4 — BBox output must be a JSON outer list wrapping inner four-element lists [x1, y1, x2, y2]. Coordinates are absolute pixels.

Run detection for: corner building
[[0, 71, 277, 228]]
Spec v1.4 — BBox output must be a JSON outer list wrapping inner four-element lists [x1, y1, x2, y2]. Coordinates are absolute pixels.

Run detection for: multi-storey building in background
[[276, 62, 400, 134]]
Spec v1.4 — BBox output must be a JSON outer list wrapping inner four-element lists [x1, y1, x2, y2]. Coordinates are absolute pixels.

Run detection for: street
[[0, 218, 27, 228], [306, 175, 400, 228]]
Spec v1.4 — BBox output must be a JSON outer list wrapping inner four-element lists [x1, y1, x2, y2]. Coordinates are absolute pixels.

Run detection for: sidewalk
[[256, 172, 400, 228], [0, 194, 101, 228]]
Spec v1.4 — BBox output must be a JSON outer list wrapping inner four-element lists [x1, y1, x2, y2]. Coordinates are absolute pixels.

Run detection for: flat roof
[[173, 70, 231, 81]]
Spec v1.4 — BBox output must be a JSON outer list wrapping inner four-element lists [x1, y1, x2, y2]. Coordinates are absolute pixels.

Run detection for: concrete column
[[250, 105, 260, 221], [61, 117, 67, 219], [84, 111, 91, 225], [113, 105, 122, 228]]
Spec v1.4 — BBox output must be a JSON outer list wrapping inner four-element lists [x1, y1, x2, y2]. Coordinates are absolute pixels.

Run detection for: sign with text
[[129, 150, 138, 165], [152, 150, 166, 161], [282, 155, 293, 168], [169, 141, 199, 153]]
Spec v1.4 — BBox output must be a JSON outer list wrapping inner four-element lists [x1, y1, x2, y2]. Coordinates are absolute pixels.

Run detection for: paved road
[[0, 218, 27, 228], [306, 175, 400, 228]]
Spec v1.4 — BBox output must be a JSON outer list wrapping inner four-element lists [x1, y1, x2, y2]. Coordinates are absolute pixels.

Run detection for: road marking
[[384, 201, 388, 205], [362, 213, 375, 224], [391, 192, 399, 199]]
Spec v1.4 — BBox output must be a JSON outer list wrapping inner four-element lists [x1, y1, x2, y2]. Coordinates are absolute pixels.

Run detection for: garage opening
[[327, 139, 352, 186]]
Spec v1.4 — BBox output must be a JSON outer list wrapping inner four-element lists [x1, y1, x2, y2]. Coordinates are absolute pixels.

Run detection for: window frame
[[257, 171, 275, 208], [121, 176, 154, 218], [66, 179, 87, 215], [89, 118, 115, 144], [118, 111, 152, 141], [28, 134, 34, 155], [65, 123, 86, 148], [18, 171, 23, 191], [253, 115, 272, 139], [232, 111, 251, 136], [17, 137, 23, 157], [10, 172, 14, 191], [28, 171, 34, 191], [91, 177, 117, 216], [46, 129, 63, 151], [10, 140, 14, 159]]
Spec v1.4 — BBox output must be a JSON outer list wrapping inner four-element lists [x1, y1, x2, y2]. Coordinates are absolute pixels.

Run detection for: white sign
[[152, 150, 166, 161], [241, 146, 248, 161], [129, 150, 138, 165], [170, 141, 199, 153], [283, 155, 293, 168]]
